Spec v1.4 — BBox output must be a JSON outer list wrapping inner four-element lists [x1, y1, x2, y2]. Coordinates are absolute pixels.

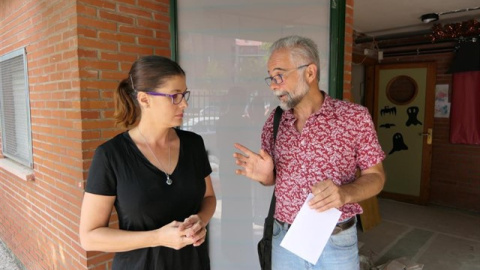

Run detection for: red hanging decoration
[[430, 19, 480, 42]]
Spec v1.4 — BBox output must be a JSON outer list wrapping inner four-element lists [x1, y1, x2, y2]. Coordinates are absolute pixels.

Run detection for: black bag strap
[[266, 106, 283, 221]]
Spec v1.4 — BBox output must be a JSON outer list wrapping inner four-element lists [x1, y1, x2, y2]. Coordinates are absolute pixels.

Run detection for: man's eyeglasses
[[145, 90, 190, 105], [264, 64, 311, 86]]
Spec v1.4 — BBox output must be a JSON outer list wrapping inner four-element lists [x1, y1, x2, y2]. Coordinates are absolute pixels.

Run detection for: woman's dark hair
[[114, 55, 185, 128]]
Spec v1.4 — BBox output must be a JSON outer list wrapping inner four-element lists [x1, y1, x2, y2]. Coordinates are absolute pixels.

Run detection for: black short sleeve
[[85, 144, 117, 195]]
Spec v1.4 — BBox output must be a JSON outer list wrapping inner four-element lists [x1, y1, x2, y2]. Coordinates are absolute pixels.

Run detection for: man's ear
[[305, 64, 318, 83], [137, 92, 150, 109]]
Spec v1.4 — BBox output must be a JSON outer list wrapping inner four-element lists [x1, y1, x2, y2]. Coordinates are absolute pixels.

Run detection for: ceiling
[[354, 0, 480, 39], [181, 1, 479, 53]]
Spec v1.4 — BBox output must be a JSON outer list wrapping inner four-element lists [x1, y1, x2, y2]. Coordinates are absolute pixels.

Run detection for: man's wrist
[[260, 174, 275, 186]]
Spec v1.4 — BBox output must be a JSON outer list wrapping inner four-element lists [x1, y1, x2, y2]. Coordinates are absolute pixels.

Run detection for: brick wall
[[77, 1, 171, 267], [0, 0, 172, 269], [343, 0, 354, 101], [0, 1, 84, 269]]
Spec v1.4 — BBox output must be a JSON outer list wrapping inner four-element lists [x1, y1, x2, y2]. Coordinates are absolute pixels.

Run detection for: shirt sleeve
[[355, 107, 386, 170], [198, 135, 213, 178], [85, 145, 117, 196], [260, 109, 275, 157]]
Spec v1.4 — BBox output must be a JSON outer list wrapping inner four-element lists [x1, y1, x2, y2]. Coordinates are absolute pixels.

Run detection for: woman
[[79, 55, 216, 270]]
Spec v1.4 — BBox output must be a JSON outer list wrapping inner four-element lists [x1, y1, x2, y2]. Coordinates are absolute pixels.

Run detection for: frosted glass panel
[[178, 1, 330, 269]]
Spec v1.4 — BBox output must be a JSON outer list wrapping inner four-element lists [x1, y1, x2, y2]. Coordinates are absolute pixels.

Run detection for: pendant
[[166, 174, 172, 185]]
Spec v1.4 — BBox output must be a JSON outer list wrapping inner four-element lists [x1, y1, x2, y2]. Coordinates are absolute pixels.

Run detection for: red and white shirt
[[261, 92, 385, 223]]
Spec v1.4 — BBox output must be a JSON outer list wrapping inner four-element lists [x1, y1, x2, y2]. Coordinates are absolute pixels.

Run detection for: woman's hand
[[180, 215, 208, 247], [156, 221, 195, 250]]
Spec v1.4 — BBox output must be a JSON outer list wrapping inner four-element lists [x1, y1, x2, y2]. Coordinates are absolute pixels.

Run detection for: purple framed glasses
[[145, 91, 190, 105]]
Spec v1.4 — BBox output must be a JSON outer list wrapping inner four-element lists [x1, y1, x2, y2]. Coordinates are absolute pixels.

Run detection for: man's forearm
[[342, 163, 385, 204]]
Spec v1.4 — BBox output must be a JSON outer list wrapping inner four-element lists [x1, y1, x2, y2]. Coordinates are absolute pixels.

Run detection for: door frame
[[371, 62, 436, 204]]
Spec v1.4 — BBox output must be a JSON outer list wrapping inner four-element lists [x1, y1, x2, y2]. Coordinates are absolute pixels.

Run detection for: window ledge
[[0, 159, 34, 181]]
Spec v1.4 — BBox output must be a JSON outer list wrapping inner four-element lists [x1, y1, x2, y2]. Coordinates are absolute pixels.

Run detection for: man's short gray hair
[[268, 35, 320, 82]]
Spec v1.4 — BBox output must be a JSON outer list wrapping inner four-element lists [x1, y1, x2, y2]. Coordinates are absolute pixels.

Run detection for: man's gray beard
[[278, 78, 309, 111]]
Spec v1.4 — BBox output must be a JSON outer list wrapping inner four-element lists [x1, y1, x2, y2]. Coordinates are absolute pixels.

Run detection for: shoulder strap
[[267, 106, 283, 220], [273, 106, 283, 140]]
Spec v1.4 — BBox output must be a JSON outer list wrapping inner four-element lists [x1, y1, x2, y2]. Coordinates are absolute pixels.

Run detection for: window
[[176, 1, 330, 268], [0, 48, 33, 168]]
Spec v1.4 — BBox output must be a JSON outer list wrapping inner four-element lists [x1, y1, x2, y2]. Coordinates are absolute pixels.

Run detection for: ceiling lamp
[[421, 13, 439, 23]]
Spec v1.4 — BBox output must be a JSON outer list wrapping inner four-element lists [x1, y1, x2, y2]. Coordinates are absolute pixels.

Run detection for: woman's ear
[[137, 92, 150, 109]]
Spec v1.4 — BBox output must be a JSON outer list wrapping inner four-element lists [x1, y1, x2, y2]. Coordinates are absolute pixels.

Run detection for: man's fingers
[[234, 157, 245, 165], [311, 183, 327, 196], [233, 151, 252, 163], [311, 179, 335, 194], [309, 192, 325, 206], [235, 168, 246, 176], [233, 143, 255, 156], [309, 194, 335, 212], [258, 149, 271, 160]]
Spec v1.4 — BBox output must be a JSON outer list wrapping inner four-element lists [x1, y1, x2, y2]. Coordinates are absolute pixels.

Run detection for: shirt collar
[[283, 91, 335, 122]]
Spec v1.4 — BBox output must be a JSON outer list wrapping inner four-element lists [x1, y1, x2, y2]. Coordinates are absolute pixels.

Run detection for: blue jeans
[[272, 218, 360, 270]]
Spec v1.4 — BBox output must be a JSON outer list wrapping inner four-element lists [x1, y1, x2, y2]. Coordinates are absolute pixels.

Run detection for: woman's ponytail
[[113, 77, 139, 128]]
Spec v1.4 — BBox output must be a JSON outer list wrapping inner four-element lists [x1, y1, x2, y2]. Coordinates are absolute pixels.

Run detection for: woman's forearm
[[197, 195, 216, 226], [80, 227, 158, 252]]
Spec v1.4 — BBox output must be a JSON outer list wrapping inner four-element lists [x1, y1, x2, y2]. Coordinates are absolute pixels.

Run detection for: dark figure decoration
[[406, 106, 422, 126], [389, 133, 408, 155], [381, 106, 397, 116], [380, 123, 396, 129]]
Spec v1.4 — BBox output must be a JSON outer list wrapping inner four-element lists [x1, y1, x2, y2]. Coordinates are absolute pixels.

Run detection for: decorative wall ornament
[[430, 19, 480, 42], [386, 75, 418, 105], [380, 123, 396, 129], [406, 106, 423, 126], [389, 133, 408, 155], [380, 106, 397, 116]]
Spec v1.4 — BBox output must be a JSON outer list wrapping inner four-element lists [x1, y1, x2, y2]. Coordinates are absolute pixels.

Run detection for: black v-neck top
[[86, 129, 212, 270]]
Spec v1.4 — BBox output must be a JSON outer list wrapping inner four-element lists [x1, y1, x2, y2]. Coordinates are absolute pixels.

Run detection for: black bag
[[257, 106, 283, 270], [258, 193, 276, 270]]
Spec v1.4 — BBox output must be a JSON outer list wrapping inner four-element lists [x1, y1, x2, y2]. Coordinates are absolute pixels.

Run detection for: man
[[233, 35, 386, 269]]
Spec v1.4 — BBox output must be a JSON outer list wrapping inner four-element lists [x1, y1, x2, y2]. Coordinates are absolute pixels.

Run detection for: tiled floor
[[2, 198, 480, 270], [358, 198, 480, 270]]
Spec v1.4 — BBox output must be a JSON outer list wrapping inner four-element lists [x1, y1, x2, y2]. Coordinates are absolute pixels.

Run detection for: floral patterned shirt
[[261, 92, 385, 223]]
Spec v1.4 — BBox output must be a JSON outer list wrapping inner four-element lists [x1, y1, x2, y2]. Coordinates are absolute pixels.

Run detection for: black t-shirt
[[85, 129, 212, 270]]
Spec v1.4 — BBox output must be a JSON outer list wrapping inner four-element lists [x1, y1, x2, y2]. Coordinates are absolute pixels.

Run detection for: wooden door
[[374, 62, 436, 204]]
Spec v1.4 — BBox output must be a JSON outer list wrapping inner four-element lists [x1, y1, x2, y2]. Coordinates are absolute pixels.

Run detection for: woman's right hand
[[156, 221, 195, 250]]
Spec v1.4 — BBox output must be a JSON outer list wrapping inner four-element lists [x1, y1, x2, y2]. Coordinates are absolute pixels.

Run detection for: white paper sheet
[[280, 193, 342, 264]]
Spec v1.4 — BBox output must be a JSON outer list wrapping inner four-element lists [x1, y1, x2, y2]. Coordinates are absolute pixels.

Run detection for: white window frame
[[0, 48, 33, 168]]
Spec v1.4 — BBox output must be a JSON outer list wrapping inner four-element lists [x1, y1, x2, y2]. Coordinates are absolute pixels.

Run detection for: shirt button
[[301, 164, 306, 169], [301, 140, 306, 146]]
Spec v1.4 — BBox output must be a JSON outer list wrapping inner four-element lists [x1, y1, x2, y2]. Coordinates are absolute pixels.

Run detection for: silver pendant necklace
[[138, 128, 172, 185]]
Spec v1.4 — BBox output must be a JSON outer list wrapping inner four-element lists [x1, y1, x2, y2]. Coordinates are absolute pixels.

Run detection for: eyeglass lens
[[173, 91, 190, 104], [265, 75, 282, 86], [264, 64, 310, 86]]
